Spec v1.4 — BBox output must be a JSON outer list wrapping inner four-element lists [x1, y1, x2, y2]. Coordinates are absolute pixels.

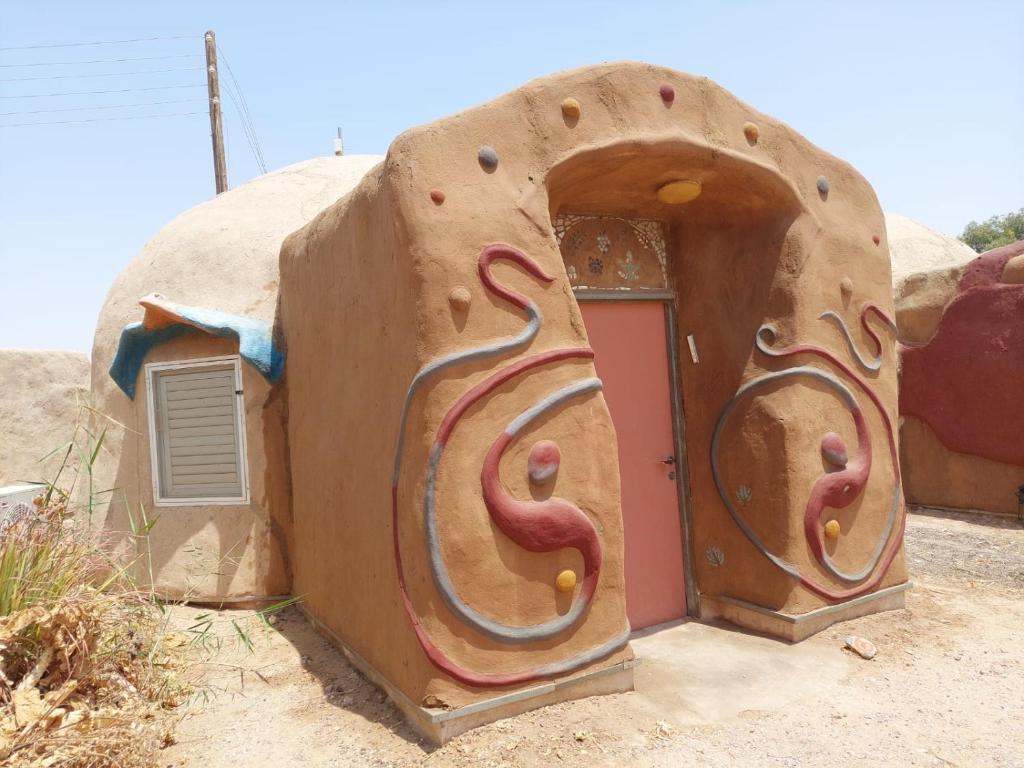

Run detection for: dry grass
[[0, 493, 189, 767], [0, 415, 296, 767], [0, 419, 186, 767]]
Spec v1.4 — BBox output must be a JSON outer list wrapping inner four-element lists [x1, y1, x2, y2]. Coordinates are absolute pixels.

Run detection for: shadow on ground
[[270, 607, 431, 750]]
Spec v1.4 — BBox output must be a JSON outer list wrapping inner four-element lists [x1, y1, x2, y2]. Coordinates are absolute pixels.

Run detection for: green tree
[[959, 208, 1024, 253]]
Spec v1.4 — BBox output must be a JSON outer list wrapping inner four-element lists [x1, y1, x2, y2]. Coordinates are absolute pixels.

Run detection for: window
[[145, 356, 249, 505]]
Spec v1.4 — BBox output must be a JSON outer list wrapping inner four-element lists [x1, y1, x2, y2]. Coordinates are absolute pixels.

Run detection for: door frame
[[574, 289, 700, 618]]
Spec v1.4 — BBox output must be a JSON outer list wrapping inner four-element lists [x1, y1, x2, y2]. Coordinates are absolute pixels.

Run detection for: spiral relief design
[[392, 244, 628, 687], [711, 306, 904, 602], [818, 303, 898, 372]]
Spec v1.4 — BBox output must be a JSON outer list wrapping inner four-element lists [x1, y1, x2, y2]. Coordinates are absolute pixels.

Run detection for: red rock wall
[[899, 240, 1024, 513]]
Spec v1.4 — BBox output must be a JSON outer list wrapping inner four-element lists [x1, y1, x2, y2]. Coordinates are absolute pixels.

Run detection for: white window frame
[[144, 354, 251, 507]]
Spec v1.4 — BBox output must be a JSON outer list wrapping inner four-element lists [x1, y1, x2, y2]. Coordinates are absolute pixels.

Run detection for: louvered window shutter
[[150, 362, 246, 501]]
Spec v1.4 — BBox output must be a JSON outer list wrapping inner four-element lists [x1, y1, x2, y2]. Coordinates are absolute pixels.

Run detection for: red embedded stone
[[821, 432, 849, 467], [659, 84, 675, 104], [527, 439, 561, 484], [872, 234, 881, 245], [429, 189, 445, 205]]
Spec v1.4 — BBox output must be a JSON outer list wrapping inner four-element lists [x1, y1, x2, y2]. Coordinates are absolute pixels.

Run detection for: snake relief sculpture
[[392, 244, 629, 687], [711, 303, 905, 602]]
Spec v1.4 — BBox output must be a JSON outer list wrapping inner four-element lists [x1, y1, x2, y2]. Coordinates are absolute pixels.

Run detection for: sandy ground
[[162, 508, 1023, 768]]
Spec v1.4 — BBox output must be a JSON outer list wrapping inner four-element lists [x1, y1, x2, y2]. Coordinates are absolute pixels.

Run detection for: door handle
[[660, 455, 676, 466]]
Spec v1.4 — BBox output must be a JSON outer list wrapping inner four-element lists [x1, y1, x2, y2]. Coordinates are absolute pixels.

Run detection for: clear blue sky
[[1, 1, 1021, 354]]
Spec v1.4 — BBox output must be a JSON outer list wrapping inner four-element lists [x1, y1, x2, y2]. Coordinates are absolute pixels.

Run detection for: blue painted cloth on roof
[[109, 306, 285, 399]]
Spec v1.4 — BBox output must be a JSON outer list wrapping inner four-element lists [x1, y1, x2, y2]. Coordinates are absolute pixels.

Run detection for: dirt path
[[162, 509, 1023, 767]]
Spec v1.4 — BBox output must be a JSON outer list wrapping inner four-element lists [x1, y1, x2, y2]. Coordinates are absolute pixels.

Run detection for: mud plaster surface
[[894, 262, 969, 344], [0, 349, 89, 487], [885, 212, 977, 285], [281, 62, 903, 707], [163, 509, 1024, 768], [898, 241, 1024, 514], [88, 155, 383, 599], [901, 415, 1024, 516]]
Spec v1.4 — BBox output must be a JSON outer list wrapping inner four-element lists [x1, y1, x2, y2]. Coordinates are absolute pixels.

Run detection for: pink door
[[580, 301, 687, 630]]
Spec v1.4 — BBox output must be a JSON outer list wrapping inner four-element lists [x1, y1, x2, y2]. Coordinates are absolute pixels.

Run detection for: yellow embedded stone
[[656, 179, 701, 204], [561, 97, 581, 121], [555, 569, 577, 592], [824, 519, 841, 539], [743, 121, 760, 143]]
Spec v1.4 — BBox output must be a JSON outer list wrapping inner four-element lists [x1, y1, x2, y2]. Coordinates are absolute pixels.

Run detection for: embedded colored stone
[[824, 519, 841, 539], [555, 569, 577, 592], [448, 286, 471, 312], [429, 189, 446, 205], [528, 439, 561, 483], [659, 84, 675, 104], [657, 179, 701, 204], [560, 97, 581, 121], [872, 233, 881, 245], [478, 145, 499, 172], [743, 122, 759, 144], [817, 175, 830, 196], [821, 432, 848, 467]]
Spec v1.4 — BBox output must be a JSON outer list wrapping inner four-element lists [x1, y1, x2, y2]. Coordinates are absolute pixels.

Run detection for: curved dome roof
[[91, 154, 383, 380], [885, 212, 978, 284]]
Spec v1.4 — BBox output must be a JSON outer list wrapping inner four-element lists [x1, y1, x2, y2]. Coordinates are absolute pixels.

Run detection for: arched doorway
[[547, 139, 807, 631]]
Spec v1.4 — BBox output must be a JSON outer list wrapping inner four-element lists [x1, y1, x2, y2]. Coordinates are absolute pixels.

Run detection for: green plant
[[960, 208, 1024, 253], [0, 494, 175, 766], [0, 498, 117, 618], [1, 406, 299, 765], [0, 415, 132, 618]]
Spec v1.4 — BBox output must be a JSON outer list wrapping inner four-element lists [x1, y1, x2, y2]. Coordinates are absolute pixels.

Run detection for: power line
[[0, 35, 195, 52], [0, 66, 204, 82], [217, 45, 263, 167], [0, 98, 203, 117], [0, 53, 201, 68], [0, 83, 205, 99], [0, 110, 206, 128], [216, 44, 267, 173], [220, 75, 266, 173]]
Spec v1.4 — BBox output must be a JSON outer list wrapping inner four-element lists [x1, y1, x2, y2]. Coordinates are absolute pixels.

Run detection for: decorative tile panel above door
[[553, 214, 668, 291]]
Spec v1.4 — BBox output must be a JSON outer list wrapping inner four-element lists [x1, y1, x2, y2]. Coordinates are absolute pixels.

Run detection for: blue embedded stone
[[478, 145, 499, 172]]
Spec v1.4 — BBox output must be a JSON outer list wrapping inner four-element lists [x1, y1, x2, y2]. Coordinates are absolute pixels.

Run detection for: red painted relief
[[899, 241, 1024, 467]]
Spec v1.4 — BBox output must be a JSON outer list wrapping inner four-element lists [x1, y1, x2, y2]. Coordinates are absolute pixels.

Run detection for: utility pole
[[204, 30, 228, 195]]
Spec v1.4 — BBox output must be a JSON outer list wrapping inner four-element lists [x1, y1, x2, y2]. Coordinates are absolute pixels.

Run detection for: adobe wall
[[281, 62, 905, 710], [0, 349, 89, 488], [280, 164, 631, 708], [543, 126, 905, 617], [672, 215, 907, 615], [898, 240, 1024, 515], [886, 212, 978, 284], [91, 332, 290, 599], [89, 156, 382, 600]]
